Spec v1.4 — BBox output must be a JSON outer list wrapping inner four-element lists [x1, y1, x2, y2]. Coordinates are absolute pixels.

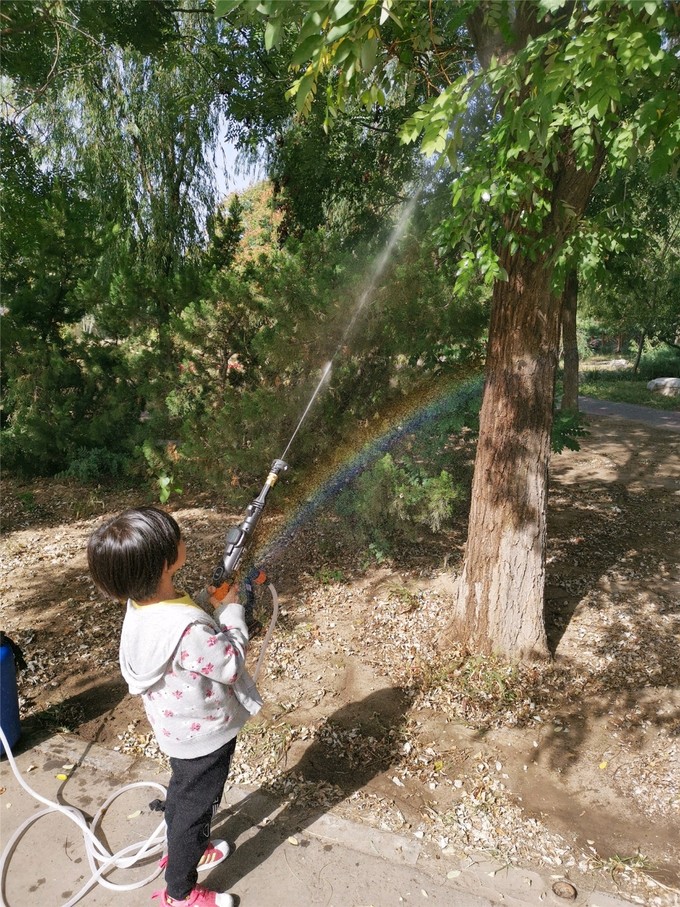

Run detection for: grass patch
[[578, 372, 679, 411], [592, 851, 653, 880], [558, 359, 679, 411], [314, 566, 346, 584]]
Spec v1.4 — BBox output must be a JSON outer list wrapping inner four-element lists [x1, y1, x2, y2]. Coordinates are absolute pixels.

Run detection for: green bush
[[335, 453, 463, 550], [139, 440, 183, 505], [59, 447, 129, 483], [576, 327, 595, 361], [636, 341, 680, 379], [0, 340, 142, 477], [551, 410, 589, 453]]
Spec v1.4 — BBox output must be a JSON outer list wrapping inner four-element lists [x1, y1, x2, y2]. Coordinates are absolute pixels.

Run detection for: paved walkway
[[0, 731, 633, 907], [579, 396, 680, 431]]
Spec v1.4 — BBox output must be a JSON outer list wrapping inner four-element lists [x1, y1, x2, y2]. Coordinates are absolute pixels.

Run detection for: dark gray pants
[[164, 737, 237, 899]]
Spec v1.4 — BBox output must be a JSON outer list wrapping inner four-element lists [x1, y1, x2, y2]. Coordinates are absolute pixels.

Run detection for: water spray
[[208, 193, 420, 621], [280, 193, 419, 463], [280, 361, 332, 462]]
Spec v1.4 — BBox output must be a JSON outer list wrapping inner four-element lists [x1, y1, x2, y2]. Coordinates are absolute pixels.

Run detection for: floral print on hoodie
[[119, 595, 262, 760]]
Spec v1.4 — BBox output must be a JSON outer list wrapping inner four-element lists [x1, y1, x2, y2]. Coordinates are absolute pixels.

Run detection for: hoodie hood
[[119, 595, 214, 695]]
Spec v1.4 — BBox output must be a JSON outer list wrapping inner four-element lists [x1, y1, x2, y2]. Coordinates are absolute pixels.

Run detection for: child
[[87, 506, 262, 907]]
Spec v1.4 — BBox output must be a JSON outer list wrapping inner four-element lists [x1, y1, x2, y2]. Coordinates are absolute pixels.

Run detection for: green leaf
[[214, 0, 244, 18], [264, 17, 282, 51], [421, 123, 446, 156], [333, 39, 354, 65], [256, 0, 283, 13], [360, 36, 378, 72], [298, 10, 325, 43], [330, 0, 357, 23], [537, 0, 569, 13], [327, 21, 354, 42], [291, 34, 324, 67], [295, 72, 316, 113], [158, 475, 172, 503]]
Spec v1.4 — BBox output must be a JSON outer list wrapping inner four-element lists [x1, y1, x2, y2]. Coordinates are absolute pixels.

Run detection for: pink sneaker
[[151, 885, 235, 907], [159, 839, 232, 872]]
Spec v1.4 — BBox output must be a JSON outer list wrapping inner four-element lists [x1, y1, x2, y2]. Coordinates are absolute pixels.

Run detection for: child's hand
[[207, 582, 240, 608], [223, 582, 240, 604]]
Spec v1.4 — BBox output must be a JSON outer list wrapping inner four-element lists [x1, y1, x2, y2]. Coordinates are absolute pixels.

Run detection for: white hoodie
[[119, 594, 262, 759]]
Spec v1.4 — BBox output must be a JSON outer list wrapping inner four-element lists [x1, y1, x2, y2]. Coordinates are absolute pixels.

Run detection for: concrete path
[[579, 396, 680, 431], [0, 731, 633, 907]]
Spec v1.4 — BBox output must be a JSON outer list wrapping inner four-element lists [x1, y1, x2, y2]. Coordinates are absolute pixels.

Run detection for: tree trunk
[[443, 152, 603, 661], [443, 6, 607, 661], [446, 253, 557, 658], [560, 268, 579, 413], [633, 331, 645, 374]]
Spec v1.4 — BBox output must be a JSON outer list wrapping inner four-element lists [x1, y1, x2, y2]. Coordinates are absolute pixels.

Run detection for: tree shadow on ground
[[544, 478, 639, 653], [545, 417, 678, 653], [208, 687, 412, 890]]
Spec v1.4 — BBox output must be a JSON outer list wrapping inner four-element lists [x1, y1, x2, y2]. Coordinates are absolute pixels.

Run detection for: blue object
[[0, 636, 21, 756]]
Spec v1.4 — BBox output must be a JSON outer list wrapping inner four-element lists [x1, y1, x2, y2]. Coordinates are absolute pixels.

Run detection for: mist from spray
[[279, 192, 421, 461], [335, 191, 420, 349]]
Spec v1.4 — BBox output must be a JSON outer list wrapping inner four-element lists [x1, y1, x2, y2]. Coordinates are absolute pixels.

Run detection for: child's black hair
[[87, 507, 181, 601]]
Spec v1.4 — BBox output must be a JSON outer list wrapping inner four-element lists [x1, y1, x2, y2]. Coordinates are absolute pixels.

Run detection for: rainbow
[[254, 371, 483, 569]]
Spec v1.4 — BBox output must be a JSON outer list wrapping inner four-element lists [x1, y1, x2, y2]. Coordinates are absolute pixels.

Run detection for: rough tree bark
[[445, 154, 602, 659], [560, 268, 579, 413]]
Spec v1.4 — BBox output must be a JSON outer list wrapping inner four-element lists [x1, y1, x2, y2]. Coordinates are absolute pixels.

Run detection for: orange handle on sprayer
[[209, 568, 267, 604], [208, 581, 233, 603]]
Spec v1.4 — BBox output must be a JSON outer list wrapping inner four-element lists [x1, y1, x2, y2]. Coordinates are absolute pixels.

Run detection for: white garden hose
[[253, 583, 278, 683], [0, 722, 167, 907], [0, 583, 279, 907]]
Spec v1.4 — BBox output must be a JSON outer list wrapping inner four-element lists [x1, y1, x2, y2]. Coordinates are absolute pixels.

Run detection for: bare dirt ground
[[1, 414, 679, 906]]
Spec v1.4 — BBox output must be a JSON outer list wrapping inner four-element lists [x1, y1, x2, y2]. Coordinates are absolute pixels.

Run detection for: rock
[[552, 880, 577, 900], [647, 377, 680, 396]]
